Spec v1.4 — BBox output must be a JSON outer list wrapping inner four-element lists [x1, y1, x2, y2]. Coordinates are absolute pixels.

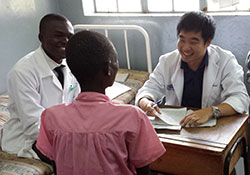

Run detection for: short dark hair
[[39, 13, 68, 34], [66, 30, 117, 84], [177, 11, 216, 44]]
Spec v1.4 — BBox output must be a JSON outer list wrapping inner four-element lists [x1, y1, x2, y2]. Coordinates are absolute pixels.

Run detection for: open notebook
[[105, 82, 131, 100], [150, 107, 217, 131]]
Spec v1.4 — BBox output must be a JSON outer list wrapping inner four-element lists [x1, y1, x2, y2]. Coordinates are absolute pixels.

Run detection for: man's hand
[[179, 107, 213, 127], [138, 97, 161, 117], [180, 103, 236, 127]]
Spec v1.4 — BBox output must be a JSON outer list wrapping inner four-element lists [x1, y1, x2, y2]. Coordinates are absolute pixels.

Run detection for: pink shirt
[[36, 92, 165, 175]]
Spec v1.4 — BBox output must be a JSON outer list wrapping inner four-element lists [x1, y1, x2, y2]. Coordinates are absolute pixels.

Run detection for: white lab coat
[[1, 46, 80, 158], [136, 45, 249, 114]]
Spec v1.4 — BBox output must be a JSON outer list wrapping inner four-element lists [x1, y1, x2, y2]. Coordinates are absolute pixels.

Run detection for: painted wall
[[0, 0, 60, 93], [59, 0, 250, 93], [1, 0, 250, 93]]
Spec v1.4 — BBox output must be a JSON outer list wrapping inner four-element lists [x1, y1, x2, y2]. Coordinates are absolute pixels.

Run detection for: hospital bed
[[73, 24, 151, 104], [0, 24, 152, 174], [0, 24, 152, 125]]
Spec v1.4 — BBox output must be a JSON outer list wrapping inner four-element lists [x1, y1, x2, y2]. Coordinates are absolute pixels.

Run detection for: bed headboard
[[73, 24, 152, 73]]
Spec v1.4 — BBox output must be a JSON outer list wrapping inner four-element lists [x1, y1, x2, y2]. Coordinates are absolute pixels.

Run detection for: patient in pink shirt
[[34, 30, 165, 175]]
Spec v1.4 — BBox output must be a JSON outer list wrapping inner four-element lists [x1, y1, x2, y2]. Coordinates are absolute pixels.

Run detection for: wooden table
[[150, 112, 249, 175]]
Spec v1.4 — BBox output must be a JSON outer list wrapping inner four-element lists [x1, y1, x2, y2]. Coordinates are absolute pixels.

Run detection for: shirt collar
[[40, 45, 66, 70], [181, 50, 208, 70], [76, 92, 111, 103]]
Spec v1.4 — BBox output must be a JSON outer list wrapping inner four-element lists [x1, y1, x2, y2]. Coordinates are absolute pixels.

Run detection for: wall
[[0, 0, 60, 93], [59, 0, 250, 93], [1, 0, 250, 93]]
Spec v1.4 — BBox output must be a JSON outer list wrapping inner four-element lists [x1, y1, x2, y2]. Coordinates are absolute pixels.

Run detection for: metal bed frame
[[73, 24, 152, 73]]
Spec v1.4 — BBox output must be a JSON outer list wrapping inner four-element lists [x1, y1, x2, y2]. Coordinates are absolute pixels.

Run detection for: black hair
[[66, 30, 117, 84], [177, 11, 216, 44], [39, 13, 68, 34]]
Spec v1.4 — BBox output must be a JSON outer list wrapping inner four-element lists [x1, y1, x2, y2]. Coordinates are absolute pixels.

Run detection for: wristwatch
[[212, 106, 221, 119]]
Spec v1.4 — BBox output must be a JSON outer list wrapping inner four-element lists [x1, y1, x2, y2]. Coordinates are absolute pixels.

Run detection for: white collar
[[40, 45, 66, 70]]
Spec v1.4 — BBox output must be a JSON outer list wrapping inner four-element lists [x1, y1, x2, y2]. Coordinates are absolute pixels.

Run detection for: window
[[82, 0, 250, 15], [148, 0, 200, 12], [94, 0, 141, 12], [207, 0, 250, 11], [82, 0, 142, 14]]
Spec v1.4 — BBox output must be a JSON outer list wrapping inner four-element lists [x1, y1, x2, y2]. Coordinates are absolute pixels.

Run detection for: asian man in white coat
[[136, 11, 249, 127], [1, 14, 80, 158]]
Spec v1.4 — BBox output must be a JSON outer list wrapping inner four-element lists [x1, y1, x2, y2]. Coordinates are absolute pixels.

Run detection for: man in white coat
[[1, 14, 80, 158], [136, 11, 249, 127]]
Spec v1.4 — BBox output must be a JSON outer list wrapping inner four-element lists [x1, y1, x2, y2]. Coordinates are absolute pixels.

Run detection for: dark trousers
[[32, 141, 57, 175]]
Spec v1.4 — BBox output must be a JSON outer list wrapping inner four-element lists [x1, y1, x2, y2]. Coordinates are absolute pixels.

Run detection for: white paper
[[105, 82, 131, 99], [153, 108, 216, 128], [115, 73, 129, 82], [152, 124, 182, 130], [149, 116, 181, 130]]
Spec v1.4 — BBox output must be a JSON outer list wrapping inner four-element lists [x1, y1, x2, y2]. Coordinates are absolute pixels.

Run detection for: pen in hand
[[152, 99, 162, 108], [145, 96, 166, 116], [153, 96, 166, 108]]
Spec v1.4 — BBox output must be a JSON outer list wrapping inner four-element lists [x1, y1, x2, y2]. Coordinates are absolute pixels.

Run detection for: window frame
[[82, 0, 250, 16]]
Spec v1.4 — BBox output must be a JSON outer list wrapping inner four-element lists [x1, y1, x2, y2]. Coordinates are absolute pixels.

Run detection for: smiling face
[[177, 30, 211, 70], [39, 19, 74, 64]]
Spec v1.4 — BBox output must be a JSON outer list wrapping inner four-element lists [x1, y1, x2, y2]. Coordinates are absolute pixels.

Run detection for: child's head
[[66, 30, 119, 91]]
